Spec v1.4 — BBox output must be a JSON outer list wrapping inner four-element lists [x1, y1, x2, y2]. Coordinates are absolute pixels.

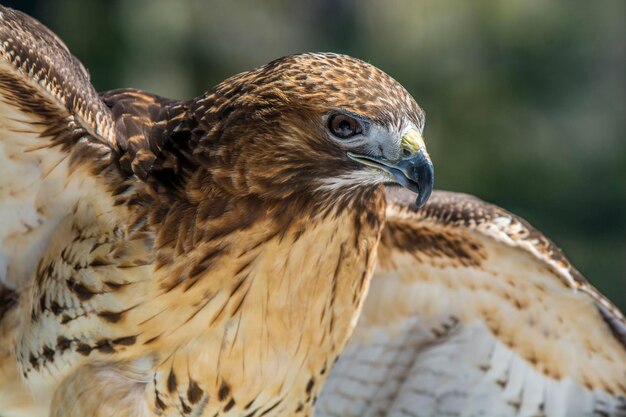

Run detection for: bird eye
[[328, 114, 361, 139]]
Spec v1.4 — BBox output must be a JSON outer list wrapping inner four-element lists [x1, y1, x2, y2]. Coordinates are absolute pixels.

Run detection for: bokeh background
[[7, 0, 625, 308]]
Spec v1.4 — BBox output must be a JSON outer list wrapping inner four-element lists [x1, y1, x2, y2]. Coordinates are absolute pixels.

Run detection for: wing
[[318, 187, 626, 417], [0, 5, 119, 290], [0, 8, 210, 416], [0, 7, 169, 414]]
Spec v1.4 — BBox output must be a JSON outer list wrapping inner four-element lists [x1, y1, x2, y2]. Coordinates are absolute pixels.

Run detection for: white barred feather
[[318, 188, 626, 417]]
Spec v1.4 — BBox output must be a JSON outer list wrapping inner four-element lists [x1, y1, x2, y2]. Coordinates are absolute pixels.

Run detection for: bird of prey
[[0, 5, 623, 417]]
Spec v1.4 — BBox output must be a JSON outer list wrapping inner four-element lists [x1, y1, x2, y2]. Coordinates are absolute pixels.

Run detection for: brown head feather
[[106, 53, 424, 210], [191, 54, 424, 201]]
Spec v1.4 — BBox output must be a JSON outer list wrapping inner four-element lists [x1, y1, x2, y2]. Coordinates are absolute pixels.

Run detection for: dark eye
[[328, 114, 361, 138]]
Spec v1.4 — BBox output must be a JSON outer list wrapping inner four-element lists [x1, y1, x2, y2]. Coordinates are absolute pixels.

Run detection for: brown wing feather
[[0, 5, 126, 292], [0, 5, 115, 144], [384, 187, 626, 346], [0, 6, 133, 415]]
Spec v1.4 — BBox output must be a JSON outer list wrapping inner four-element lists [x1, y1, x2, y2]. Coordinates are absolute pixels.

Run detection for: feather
[[319, 187, 626, 417]]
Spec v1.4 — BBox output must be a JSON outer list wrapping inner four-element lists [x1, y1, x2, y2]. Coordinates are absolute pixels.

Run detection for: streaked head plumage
[[196, 53, 433, 206]]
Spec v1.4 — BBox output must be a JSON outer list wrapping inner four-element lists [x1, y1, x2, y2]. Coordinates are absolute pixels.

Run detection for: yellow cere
[[401, 129, 425, 154]]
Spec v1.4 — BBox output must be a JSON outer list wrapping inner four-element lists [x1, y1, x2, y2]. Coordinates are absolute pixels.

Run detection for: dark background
[[7, 0, 625, 308]]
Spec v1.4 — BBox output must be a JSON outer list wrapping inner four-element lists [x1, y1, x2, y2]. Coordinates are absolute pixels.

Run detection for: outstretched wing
[[0, 5, 118, 290], [318, 187, 626, 417], [0, 7, 156, 414], [0, 9, 206, 417]]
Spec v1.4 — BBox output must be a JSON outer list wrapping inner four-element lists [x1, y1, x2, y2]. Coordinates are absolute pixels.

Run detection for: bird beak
[[348, 129, 434, 208]]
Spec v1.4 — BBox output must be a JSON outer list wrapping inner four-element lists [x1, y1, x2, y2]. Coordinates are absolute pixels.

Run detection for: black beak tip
[[413, 163, 434, 208], [397, 151, 434, 209], [415, 179, 433, 208]]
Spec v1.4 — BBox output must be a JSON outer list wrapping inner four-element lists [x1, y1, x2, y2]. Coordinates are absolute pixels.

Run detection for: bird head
[[199, 53, 434, 208]]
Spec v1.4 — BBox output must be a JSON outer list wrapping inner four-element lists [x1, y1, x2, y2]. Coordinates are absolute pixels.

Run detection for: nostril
[[402, 148, 412, 158]]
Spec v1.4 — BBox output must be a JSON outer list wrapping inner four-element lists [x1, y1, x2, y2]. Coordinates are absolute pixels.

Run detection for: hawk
[[0, 5, 623, 417]]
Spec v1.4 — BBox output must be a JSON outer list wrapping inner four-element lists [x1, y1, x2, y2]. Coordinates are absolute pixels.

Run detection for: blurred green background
[[7, 0, 625, 308]]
